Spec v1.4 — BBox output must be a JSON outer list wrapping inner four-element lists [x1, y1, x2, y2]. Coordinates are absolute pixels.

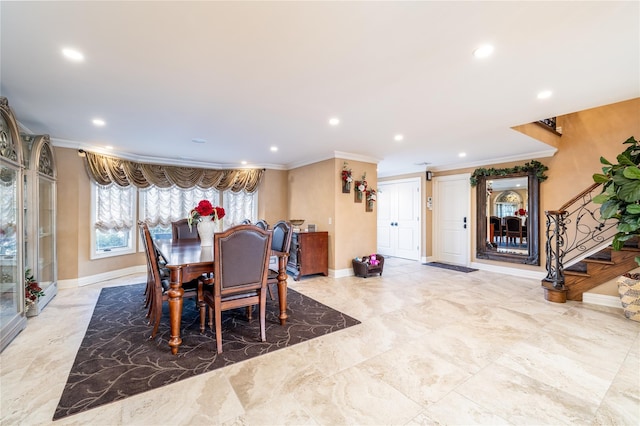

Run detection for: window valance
[[81, 150, 264, 193]]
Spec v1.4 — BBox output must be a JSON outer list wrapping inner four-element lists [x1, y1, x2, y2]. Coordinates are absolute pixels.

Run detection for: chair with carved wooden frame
[[171, 218, 200, 241], [197, 224, 272, 353], [139, 221, 199, 338], [266, 220, 293, 300], [504, 215, 523, 245]]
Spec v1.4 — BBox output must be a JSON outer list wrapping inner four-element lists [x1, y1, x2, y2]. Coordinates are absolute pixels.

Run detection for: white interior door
[[434, 174, 470, 265], [377, 178, 420, 260]]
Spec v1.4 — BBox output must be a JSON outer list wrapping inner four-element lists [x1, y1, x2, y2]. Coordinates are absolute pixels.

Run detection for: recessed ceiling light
[[62, 48, 84, 62], [459, 152, 467, 158], [537, 90, 553, 99], [270, 146, 278, 152], [329, 117, 340, 126], [241, 160, 247, 165], [394, 134, 404, 142], [473, 44, 494, 58], [191, 138, 206, 144], [92, 118, 105, 127], [105, 145, 113, 150]]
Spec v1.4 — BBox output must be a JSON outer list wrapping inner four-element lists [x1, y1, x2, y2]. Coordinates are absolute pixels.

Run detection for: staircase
[[563, 241, 640, 301]]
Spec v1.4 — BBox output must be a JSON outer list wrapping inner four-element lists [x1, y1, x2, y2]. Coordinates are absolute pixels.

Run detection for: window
[[223, 189, 258, 226], [494, 190, 522, 217], [140, 186, 219, 240], [91, 183, 136, 259], [92, 183, 258, 256]]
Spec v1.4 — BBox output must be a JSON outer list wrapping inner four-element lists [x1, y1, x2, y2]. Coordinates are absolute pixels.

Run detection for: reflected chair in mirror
[[266, 220, 293, 301], [255, 219, 269, 230], [490, 215, 504, 244], [504, 215, 523, 245], [171, 218, 200, 242], [139, 221, 199, 338], [197, 224, 273, 354], [240, 218, 252, 225]]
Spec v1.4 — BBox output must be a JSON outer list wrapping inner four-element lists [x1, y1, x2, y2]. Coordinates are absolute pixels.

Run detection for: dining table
[[156, 239, 290, 355]]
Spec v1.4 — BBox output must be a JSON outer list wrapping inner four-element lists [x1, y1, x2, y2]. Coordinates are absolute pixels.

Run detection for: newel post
[[542, 210, 568, 302]]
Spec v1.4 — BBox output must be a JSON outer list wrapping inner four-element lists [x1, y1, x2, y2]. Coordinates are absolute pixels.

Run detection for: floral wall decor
[[366, 188, 377, 212], [354, 172, 367, 203], [341, 161, 353, 193]]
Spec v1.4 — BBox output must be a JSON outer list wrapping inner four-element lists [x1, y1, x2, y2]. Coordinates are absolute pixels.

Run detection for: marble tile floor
[[1, 257, 639, 425]]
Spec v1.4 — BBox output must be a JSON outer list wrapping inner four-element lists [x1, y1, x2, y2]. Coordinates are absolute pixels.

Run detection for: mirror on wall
[[476, 171, 540, 265]]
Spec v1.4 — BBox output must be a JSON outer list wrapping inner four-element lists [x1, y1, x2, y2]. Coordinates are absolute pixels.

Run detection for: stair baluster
[[543, 183, 619, 302]]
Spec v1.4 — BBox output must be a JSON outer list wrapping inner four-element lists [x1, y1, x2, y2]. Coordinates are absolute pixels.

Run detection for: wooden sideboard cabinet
[[287, 231, 328, 281]]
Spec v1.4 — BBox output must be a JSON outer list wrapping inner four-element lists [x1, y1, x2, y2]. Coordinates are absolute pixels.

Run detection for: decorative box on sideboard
[[287, 231, 328, 281]]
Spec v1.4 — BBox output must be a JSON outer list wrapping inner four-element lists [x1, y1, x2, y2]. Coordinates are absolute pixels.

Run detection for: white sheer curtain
[[94, 184, 135, 231], [223, 189, 257, 226], [141, 186, 219, 228]]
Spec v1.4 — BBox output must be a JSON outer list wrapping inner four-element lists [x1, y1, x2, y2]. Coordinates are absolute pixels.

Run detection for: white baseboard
[[470, 261, 546, 280], [333, 267, 354, 278], [58, 265, 146, 289], [583, 292, 622, 309]]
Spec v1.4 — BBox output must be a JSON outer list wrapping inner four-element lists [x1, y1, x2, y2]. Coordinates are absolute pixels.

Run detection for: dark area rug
[[53, 283, 360, 420], [424, 262, 478, 273]]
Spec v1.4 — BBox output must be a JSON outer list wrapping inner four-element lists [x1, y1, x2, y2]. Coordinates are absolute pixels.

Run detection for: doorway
[[377, 177, 421, 260], [433, 173, 470, 266]]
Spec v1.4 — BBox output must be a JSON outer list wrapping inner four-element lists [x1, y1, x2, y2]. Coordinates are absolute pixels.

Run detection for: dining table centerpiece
[[188, 200, 225, 247]]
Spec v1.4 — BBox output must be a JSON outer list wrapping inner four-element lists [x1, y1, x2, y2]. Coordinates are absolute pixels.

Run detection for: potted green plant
[[593, 136, 640, 321]]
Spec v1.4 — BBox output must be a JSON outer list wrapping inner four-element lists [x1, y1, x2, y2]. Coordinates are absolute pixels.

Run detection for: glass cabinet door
[[38, 178, 55, 290], [0, 96, 27, 352], [23, 135, 57, 317], [0, 166, 21, 322]]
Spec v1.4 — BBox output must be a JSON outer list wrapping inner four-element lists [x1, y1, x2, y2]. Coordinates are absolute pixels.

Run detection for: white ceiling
[[1, 1, 638, 177]]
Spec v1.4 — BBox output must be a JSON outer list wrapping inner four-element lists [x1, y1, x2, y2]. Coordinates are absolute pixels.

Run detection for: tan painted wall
[[333, 159, 378, 270], [257, 169, 288, 225], [542, 98, 640, 209], [54, 98, 639, 281], [431, 97, 640, 272], [55, 147, 145, 281]]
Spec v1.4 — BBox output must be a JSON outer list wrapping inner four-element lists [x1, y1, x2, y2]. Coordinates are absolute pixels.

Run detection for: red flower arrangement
[[516, 208, 527, 216], [188, 200, 225, 231], [25, 268, 44, 308], [366, 188, 377, 202], [342, 162, 353, 183]]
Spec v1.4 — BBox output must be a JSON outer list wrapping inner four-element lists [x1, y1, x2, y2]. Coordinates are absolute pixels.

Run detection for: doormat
[[423, 262, 477, 273]]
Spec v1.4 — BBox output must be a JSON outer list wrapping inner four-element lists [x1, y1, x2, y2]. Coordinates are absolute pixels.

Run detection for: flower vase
[[342, 180, 351, 193], [354, 181, 362, 202], [366, 200, 374, 212], [197, 216, 216, 247]]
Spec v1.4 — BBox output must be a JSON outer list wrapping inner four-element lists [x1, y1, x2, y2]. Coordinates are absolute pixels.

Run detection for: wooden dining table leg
[[277, 255, 289, 325], [167, 266, 185, 355]]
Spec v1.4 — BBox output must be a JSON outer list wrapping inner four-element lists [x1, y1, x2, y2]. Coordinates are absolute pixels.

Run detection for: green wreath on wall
[[470, 160, 548, 187]]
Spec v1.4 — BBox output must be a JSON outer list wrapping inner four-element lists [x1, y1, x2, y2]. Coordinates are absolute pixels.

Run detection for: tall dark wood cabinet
[[287, 231, 328, 281]]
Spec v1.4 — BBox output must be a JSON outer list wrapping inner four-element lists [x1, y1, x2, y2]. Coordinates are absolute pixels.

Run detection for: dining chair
[[504, 215, 522, 245], [171, 218, 200, 241], [240, 218, 252, 225], [266, 220, 293, 300], [255, 219, 269, 230], [197, 224, 273, 354], [139, 221, 199, 338], [490, 215, 504, 244]]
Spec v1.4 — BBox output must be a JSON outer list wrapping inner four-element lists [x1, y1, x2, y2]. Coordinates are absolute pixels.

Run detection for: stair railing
[[543, 183, 618, 289]]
